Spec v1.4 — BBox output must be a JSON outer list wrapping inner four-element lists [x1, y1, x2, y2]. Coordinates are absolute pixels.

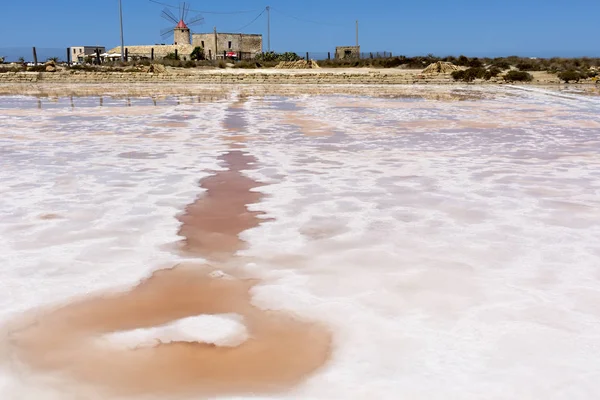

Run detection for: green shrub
[[516, 61, 542, 71], [280, 52, 302, 61], [255, 51, 278, 62], [456, 55, 470, 66], [558, 70, 583, 83], [191, 47, 204, 61], [164, 52, 180, 61], [468, 58, 483, 68], [491, 59, 511, 70], [255, 51, 301, 62], [451, 67, 487, 82], [504, 70, 533, 82], [487, 66, 502, 77], [451, 70, 467, 81]]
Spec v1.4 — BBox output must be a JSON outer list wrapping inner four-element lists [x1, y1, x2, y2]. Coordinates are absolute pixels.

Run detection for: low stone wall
[[0, 71, 454, 85]]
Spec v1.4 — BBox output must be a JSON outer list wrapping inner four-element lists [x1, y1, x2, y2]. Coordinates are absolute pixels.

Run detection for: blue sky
[[0, 0, 599, 57]]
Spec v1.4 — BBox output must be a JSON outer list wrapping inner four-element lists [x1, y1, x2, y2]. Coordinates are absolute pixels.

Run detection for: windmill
[[160, 2, 204, 45]]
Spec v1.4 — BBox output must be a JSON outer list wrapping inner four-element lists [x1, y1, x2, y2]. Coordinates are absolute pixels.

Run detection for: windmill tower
[[161, 3, 204, 45]]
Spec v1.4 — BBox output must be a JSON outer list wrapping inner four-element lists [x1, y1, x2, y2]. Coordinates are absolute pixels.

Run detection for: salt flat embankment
[[0, 67, 571, 86]]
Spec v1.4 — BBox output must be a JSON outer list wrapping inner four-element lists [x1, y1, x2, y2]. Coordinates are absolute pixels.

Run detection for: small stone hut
[[335, 46, 360, 59]]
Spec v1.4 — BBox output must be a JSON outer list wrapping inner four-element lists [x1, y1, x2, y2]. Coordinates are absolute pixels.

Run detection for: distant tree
[[486, 66, 502, 78], [504, 71, 533, 82], [491, 59, 511, 70], [558, 70, 582, 83], [516, 61, 540, 71], [0, 56, 4, 64], [468, 57, 483, 68], [451, 70, 469, 82], [456, 55, 470, 66], [191, 46, 204, 61], [18, 57, 25, 64], [452, 67, 488, 82]]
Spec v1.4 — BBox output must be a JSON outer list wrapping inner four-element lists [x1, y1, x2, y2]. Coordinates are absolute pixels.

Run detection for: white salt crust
[[1, 87, 600, 399]]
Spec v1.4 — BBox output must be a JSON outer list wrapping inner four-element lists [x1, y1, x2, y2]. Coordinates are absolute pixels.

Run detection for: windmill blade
[[181, 2, 189, 21], [161, 8, 179, 24], [161, 27, 175, 38], [186, 13, 204, 27]]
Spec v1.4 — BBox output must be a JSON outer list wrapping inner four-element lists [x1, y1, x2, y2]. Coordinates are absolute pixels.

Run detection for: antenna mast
[[266, 6, 271, 52]]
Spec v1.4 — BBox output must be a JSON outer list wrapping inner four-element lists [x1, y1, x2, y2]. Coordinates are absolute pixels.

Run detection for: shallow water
[[1, 87, 600, 399]]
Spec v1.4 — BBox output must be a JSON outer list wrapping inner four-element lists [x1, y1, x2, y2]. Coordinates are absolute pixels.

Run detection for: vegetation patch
[[255, 52, 301, 62], [558, 70, 584, 83], [451, 67, 500, 82], [504, 71, 533, 82]]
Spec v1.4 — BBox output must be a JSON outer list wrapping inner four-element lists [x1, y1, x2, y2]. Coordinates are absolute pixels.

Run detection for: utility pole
[[356, 20, 359, 47], [266, 6, 271, 52], [119, 0, 125, 61], [214, 26, 218, 60]]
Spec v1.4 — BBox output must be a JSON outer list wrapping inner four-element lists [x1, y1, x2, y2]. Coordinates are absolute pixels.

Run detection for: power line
[[231, 8, 266, 33], [270, 7, 345, 27], [149, 0, 257, 15]]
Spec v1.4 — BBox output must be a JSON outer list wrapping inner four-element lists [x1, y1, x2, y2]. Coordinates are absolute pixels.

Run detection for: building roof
[[176, 20, 188, 29], [106, 44, 195, 58]]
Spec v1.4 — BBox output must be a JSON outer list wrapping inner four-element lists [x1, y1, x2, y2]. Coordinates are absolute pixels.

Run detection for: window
[[208, 49, 212, 59], [79, 49, 82, 53], [73, 49, 76, 54], [228, 41, 232, 49], [201, 41, 204, 47]]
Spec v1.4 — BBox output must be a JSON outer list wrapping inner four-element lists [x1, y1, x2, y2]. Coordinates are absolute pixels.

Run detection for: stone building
[[105, 19, 195, 62], [335, 46, 361, 59], [173, 20, 191, 45], [69, 46, 106, 64], [192, 32, 262, 60]]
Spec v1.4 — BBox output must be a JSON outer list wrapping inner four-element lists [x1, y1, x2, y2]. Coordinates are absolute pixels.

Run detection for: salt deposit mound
[[275, 60, 321, 69], [422, 61, 460, 74], [145, 64, 167, 74]]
